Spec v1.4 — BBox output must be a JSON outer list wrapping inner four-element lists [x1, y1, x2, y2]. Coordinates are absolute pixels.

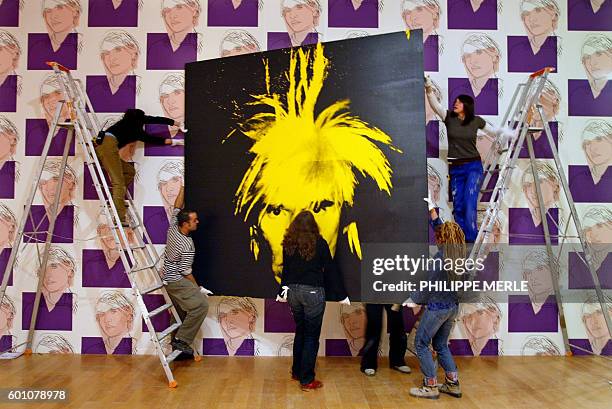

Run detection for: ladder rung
[[480, 189, 494, 193], [130, 244, 146, 250], [148, 303, 173, 319], [157, 323, 181, 341], [497, 148, 509, 154], [58, 122, 74, 127], [528, 127, 543, 132], [165, 349, 182, 364], [486, 168, 500, 173], [131, 263, 156, 273], [142, 283, 164, 294]]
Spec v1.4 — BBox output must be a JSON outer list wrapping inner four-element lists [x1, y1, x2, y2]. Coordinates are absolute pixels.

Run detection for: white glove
[[402, 297, 417, 308], [200, 286, 213, 296], [275, 286, 289, 302], [496, 126, 515, 145], [171, 139, 185, 146], [339, 297, 351, 305], [423, 190, 435, 211]]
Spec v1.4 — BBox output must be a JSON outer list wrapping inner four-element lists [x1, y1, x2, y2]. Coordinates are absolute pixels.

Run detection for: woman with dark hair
[[425, 77, 511, 242], [277, 210, 348, 391], [95, 108, 185, 226]]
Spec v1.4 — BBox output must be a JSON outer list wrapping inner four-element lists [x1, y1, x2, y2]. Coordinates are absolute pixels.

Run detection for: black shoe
[[171, 339, 194, 355], [172, 350, 194, 361]]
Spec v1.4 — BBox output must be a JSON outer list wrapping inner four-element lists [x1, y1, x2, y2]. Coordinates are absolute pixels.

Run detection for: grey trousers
[[165, 278, 209, 345]]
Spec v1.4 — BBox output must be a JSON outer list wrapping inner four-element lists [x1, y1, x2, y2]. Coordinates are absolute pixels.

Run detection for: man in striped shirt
[[163, 185, 209, 356]]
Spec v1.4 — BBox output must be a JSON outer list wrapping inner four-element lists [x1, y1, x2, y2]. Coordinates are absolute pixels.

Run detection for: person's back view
[[277, 210, 348, 391]]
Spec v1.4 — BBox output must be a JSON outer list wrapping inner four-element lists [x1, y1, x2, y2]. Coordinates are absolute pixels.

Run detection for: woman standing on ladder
[[425, 77, 510, 242]]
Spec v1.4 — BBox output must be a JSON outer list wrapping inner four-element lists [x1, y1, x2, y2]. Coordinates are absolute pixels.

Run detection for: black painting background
[[185, 30, 427, 301]]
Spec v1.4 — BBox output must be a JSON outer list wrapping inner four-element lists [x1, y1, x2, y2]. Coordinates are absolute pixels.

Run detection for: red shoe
[[301, 380, 323, 391]]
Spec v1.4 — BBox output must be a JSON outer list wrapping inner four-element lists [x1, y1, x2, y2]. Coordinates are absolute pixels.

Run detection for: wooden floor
[[1, 354, 610, 409]]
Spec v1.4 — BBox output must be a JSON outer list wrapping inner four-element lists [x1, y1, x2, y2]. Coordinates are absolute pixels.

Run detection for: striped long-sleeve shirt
[[162, 208, 195, 282]]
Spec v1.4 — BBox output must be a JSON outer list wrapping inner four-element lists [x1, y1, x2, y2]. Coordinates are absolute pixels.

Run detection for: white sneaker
[[392, 365, 412, 374], [363, 368, 376, 376]]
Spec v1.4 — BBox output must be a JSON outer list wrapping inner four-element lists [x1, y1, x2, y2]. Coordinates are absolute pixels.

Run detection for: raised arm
[[425, 77, 446, 121], [143, 115, 176, 126], [174, 185, 185, 209]]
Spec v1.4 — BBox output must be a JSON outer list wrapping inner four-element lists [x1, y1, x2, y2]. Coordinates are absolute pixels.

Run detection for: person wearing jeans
[[361, 303, 411, 376], [95, 108, 185, 226], [405, 197, 464, 399], [276, 210, 349, 391], [287, 284, 326, 387], [425, 77, 513, 242]]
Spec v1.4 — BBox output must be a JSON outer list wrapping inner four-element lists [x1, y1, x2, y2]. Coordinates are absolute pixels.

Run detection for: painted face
[[283, 3, 318, 33], [0, 131, 17, 162], [584, 137, 612, 167], [539, 90, 559, 120], [160, 90, 185, 120], [219, 307, 253, 339], [583, 49, 612, 81], [159, 176, 183, 207], [221, 44, 258, 57], [585, 222, 612, 244], [462, 308, 498, 339], [521, 7, 557, 37], [523, 177, 557, 210], [41, 91, 70, 120], [427, 174, 441, 203], [424, 92, 437, 123], [40, 175, 76, 207], [0, 216, 14, 248], [341, 307, 366, 339], [162, 4, 198, 34], [43, 261, 72, 293], [98, 224, 135, 252], [477, 133, 494, 161], [101, 46, 136, 76], [0, 45, 19, 74], [0, 306, 11, 332], [402, 5, 438, 35], [97, 307, 131, 338], [259, 198, 342, 276], [463, 48, 497, 79], [43, 4, 78, 34], [584, 308, 612, 339], [523, 264, 553, 296]]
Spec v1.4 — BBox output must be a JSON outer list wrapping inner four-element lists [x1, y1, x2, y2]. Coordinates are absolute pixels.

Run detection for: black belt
[[448, 157, 481, 166]]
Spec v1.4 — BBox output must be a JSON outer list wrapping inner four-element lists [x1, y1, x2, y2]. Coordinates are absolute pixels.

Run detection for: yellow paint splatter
[[231, 43, 402, 262]]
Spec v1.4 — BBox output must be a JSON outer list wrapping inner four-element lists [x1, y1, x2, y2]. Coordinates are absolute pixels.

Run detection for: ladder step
[[130, 263, 156, 273], [528, 127, 543, 132], [58, 122, 74, 127], [148, 303, 173, 318], [142, 282, 164, 294], [130, 244, 146, 250], [165, 349, 182, 364], [480, 189, 494, 193], [157, 323, 181, 341]]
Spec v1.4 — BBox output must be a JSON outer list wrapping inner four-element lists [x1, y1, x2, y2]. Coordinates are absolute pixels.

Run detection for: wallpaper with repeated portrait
[[0, 0, 610, 358]]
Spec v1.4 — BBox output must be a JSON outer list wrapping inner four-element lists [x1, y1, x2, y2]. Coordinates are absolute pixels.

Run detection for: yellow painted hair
[[232, 43, 401, 221]]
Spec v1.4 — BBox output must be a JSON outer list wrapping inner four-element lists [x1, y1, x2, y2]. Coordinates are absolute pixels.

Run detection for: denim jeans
[[287, 284, 326, 385], [415, 305, 459, 384], [449, 160, 483, 242]]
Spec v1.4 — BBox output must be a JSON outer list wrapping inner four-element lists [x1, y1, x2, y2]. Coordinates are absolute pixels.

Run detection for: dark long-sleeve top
[[411, 217, 459, 310], [279, 236, 348, 301], [105, 113, 174, 149]]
